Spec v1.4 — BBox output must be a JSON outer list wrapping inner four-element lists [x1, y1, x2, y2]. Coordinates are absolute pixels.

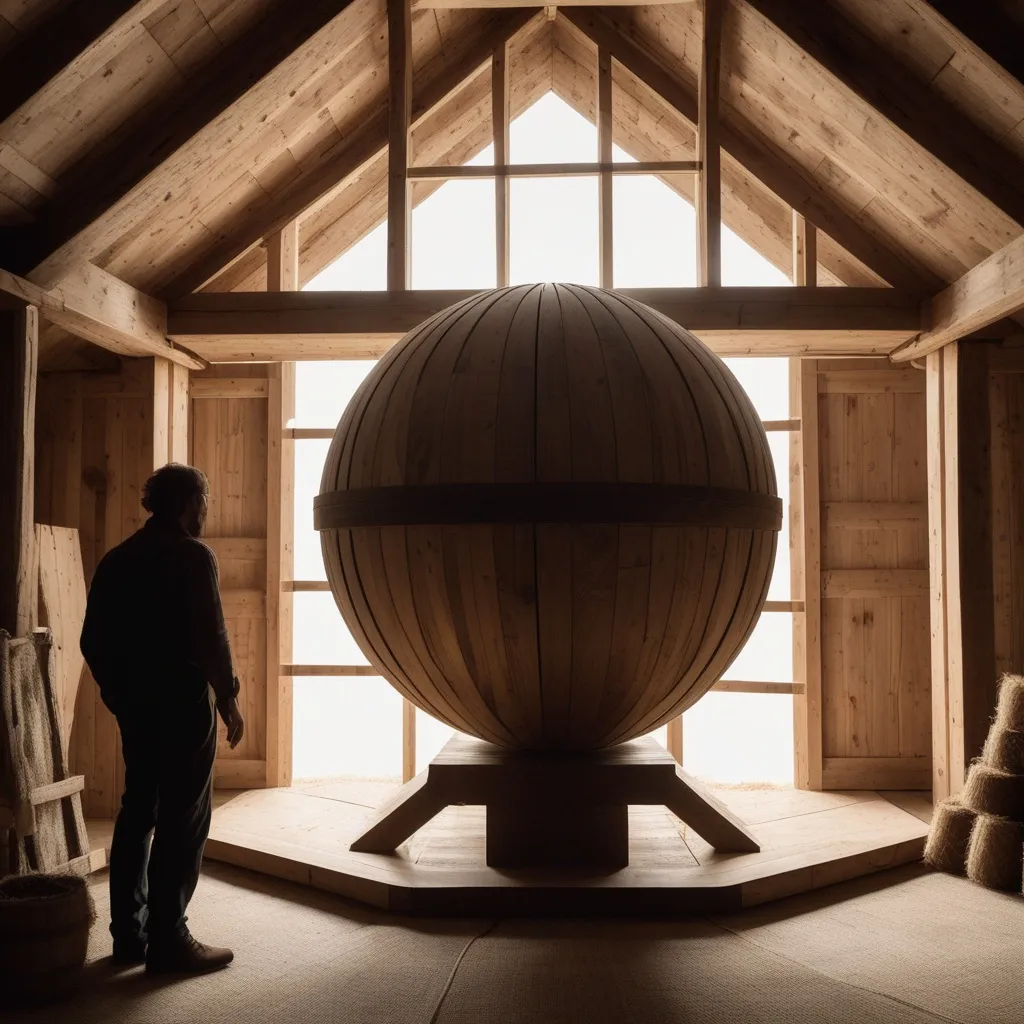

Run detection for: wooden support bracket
[[350, 735, 759, 865]]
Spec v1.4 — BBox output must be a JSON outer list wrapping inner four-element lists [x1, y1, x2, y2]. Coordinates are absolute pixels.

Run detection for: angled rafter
[[891, 233, 1024, 362], [0, 0, 164, 127], [0, 0, 361, 287], [0, 265, 201, 369], [745, 0, 1024, 228], [164, 9, 539, 299], [562, 7, 931, 291]]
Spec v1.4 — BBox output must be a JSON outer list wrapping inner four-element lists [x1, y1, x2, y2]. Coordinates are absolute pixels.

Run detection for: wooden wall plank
[[0, 306, 38, 638]]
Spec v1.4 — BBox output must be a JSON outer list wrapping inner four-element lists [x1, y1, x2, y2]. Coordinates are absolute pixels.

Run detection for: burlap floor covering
[[1, 861, 1020, 1024]]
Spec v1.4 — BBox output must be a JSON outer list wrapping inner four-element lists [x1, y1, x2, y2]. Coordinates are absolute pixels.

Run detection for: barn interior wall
[[34, 358, 169, 818], [188, 364, 273, 790], [795, 356, 932, 791]]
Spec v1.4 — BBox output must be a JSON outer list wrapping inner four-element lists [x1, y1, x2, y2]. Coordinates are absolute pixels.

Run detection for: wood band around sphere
[[314, 483, 782, 530]]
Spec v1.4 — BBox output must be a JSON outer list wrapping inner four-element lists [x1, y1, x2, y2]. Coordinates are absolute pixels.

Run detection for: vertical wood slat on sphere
[[317, 284, 780, 752]]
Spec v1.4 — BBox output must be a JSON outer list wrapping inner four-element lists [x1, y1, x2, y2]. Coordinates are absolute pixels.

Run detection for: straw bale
[[923, 799, 975, 875], [966, 814, 1024, 892]]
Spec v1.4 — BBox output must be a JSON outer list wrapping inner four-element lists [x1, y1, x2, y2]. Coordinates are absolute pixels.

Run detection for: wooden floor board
[[200, 779, 930, 914]]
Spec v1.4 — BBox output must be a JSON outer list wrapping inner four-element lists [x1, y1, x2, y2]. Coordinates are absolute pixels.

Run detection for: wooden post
[[696, 0, 722, 287], [792, 211, 817, 287], [403, 697, 416, 783], [386, 0, 417, 778], [493, 42, 510, 289], [0, 305, 38, 638], [928, 342, 996, 801], [666, 715, 683, 765], [266, 222, 298, 788], [791, 358, 822, 790], [598, 47, 614, 290], [387, 0, 412, 292]]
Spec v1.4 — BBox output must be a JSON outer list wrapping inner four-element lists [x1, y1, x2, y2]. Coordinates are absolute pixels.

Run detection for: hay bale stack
[[923, 799, 976, 875], [982, 726, 1024, 775], [995, 674, 1024, 732], [966, 815, 1024, 892], [960, 763, 1024, 821]]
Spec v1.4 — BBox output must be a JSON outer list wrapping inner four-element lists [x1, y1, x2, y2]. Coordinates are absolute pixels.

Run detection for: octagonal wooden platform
[[201, 778, 931, 916]]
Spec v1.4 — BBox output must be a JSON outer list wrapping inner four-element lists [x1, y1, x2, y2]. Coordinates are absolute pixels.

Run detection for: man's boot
[[146, 930, 233, 974]]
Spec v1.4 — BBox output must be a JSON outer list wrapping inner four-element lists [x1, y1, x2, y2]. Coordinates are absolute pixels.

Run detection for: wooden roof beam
[[0, 0, 361, 288], [744, 0, 1024, 228], [562, 8, 933, 291], [167, 287, 924, 361], [165, 9, 539, 299], [414, 0, 695, 5], [0, 265, 202, 369], [891, 234, 1024, 362], [0, 0, 165, 127]]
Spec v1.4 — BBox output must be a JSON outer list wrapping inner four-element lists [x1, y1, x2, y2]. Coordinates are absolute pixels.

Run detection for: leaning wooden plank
[[36, 525, 88, 755], [30, 776, 85, 806]]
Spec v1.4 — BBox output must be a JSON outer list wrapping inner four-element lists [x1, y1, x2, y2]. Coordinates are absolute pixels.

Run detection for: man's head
[[142, 464, 210, 537]]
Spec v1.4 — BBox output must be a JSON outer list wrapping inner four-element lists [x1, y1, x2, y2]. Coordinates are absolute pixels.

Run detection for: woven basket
[[0, 872, 95, 1002]]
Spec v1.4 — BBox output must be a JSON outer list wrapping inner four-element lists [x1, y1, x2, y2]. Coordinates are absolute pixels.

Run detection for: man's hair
[[142, 463, 209, 519]]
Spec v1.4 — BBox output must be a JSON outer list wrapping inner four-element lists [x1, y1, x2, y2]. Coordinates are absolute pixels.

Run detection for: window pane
[[612, 174, 694, 287], [510, 92, 596, 163], [292, 676, 402, 781], [723, 612, 793, 683], [511, 177, 598, 285], [292, 591, 368, 665], [294, 439, 330, 580], [724, 356, 790, 423], [294, 361, 376, 429], [412, 179, 496, 290], [416, 709, 458, 775], [767, 431, 791, 601], [683, 692, 794, 785]]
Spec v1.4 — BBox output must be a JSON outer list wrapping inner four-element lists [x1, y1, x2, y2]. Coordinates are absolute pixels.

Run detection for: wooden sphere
[[316, 284, 780, 750]]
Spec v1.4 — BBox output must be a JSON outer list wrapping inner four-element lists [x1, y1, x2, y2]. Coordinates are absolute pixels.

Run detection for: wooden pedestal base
[[350, 735, 759, 869]]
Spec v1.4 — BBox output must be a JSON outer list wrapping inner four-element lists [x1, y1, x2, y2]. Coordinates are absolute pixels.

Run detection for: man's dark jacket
[[81, 517, 236, 711]]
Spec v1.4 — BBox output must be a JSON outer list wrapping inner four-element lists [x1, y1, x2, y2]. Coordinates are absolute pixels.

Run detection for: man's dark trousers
[[107, 688, 217, 946]]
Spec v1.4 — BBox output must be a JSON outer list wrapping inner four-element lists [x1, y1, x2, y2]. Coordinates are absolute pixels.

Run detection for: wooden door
[[190, 366, 295, 789], [792, 358, 931, 790]]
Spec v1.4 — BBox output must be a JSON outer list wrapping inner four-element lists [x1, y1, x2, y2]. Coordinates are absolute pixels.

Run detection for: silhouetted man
[[81, 463, 244, 974]]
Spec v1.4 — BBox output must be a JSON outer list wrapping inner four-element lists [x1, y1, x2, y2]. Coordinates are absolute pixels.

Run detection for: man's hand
[[216, 696, 245, 750]]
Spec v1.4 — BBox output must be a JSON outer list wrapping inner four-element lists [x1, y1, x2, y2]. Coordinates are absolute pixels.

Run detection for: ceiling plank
[[167, 287, 924, 360], [0, 264, 202, 369], [891, 234, 1024, 361], [163, 9, 539, 299], [563, 7, 933, 290], [745, 0, 1024, 228], [924, 1, 1024, 86], [0, 0, 360, 287], [0, 0, 162, 127]]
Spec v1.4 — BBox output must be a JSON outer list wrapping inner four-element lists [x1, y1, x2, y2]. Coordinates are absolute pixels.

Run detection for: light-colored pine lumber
[[493, 42, 510, 288], [598, 47, 614, 289], [386, 0, 412, 292], [696, 0, 722, 287], [0, 266, 199, 369], [0, 307, 39, 639], [893, 232, 1024, 361], [792, 211, 817, 287]]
